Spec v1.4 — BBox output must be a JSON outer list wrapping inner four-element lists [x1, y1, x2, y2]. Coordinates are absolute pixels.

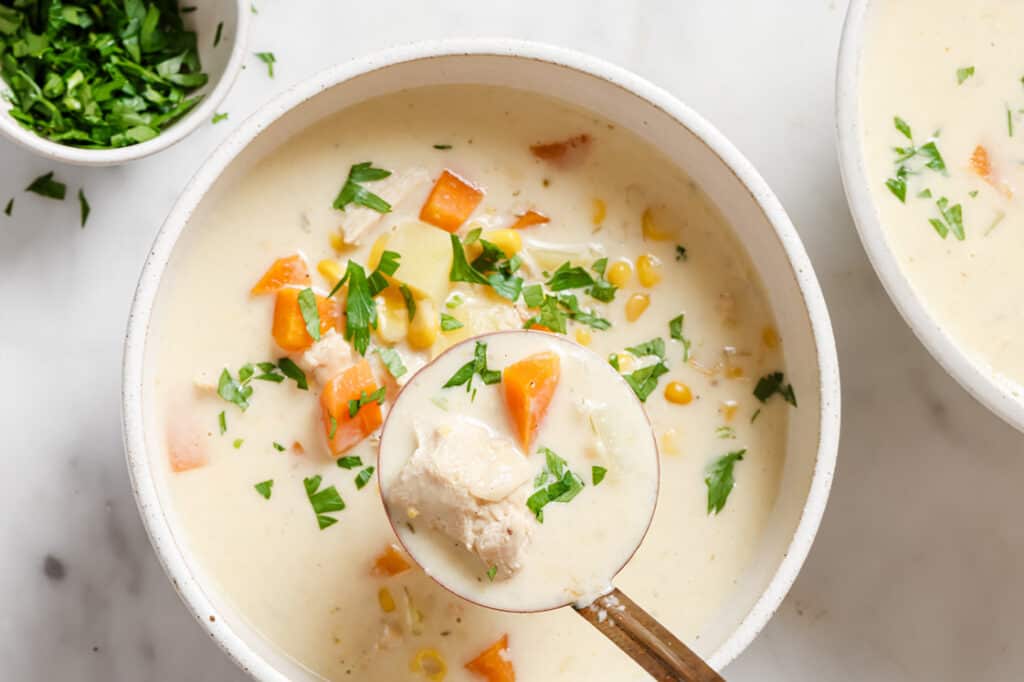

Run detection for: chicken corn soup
[[379, 332, 659, 612], [861, 0, 1024, 389], [148, 85, 795, 680]]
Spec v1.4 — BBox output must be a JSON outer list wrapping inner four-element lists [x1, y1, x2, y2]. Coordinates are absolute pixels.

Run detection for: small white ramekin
[[0, 0, 249, 166]]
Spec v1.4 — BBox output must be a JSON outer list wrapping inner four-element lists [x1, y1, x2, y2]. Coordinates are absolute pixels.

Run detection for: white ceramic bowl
[[0, 0, 249, 166], [836, 0, 1024, 433], [122, 40, 841, 679]]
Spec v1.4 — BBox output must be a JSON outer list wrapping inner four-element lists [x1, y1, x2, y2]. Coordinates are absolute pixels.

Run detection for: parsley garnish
[[303, 475, 345, 529], [255, 51, 276, 77], [213, 21, 224, 47], [233, 438, 244, 449], [332, 162, 392, 213], [330, 252, 401, 355], [212, 112, 228, 124], [706, 450, 745, 515], [4, 199, 12, 216], [675, 245, 688, 261], [275, 358, 309, 389], [218, 366, 254, 411], [546, 262, 595, 291], [445, 293, 464, 309], [328, 415, 338, 440], [348, 387, 386, 417], [297, 288, 321, 342], [272, 442, 285, 451], [254, 480, 274, 499], [668, 314, 692, 362], [886, 118, 965, 237], [218, 411, 227, 435], [716, 425, 736, 439], [433, 144, 453, 150], [399, 283, 416, 321], [930, 197, 965, 240], [622, 362, 669, 402], [374, 347, 407, 378], [524, 292, 610, 333], [592, 465, 607, 486], [626, 337, 666, 360], [751, 408, 761, 423], [486, 565, 498, 581], [337, 456, 363, 469], [587, 258, 617, 302], [354, 466, 375, 490], [26, 172, 66, 200], [956, 66, 975, 85], [443, 341, 502, 392], [449, 234, 523, 300], [77, 189, 89, 227], [440, 313, 464, 331], [526, 448, 585, 522], [753, 371, 797, 406]]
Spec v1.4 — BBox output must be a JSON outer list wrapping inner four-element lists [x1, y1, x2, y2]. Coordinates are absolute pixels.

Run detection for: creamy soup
[[379, 332, 659, 612], [861, 0, 1024, 388], [147, 84, 793, 680]]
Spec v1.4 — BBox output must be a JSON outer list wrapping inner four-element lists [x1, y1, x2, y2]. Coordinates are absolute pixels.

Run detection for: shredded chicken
[[336, 167, 431, 245], [297, 329, 353, 385]]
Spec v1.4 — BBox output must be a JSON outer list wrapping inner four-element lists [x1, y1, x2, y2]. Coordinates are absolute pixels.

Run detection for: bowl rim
[[122, 38, 841, 679], [836, 0, 1024, 433], [0, 0, 251, 167]]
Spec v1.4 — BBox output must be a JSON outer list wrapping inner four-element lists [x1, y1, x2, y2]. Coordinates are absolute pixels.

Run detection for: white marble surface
[[2, 1, 1023, 680]]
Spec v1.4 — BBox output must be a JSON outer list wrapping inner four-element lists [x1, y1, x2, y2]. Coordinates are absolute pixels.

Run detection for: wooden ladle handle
[[574, 588, 726, 681]]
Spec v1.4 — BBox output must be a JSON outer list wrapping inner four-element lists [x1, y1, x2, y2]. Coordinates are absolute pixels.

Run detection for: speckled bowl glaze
[[0, 0, 249, 166], [122, 40, 841, 679]]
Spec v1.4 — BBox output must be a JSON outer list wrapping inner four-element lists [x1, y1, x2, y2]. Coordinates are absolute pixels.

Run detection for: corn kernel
[[408, 299, 439, 349], [660, 428, 681, 455], [642, 207, 673, 241], [378, 587, 396, 613], [607, 259, 633, 287], [484, 229, 522, 257], [725, 365, 744, 379], [328, 231, 346, 253], [762, 325, 780, 349], [375, 288, 410, 345], [636, 254, 662, 287], [625, 293, 650, 321], [664, 381, 693, 404], [317, 259, 342, 286], [720, 400, 739, 422], [575, 327, 592, 346], [367, 234, 389, 271], [409, 648, 447, 681], [592, 198, 607, 225]]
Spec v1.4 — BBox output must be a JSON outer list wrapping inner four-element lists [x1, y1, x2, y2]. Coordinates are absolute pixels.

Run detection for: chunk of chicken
[[336, 167, 431, 245], [297, 329, 353, 385], [388, 418, 535, 578]]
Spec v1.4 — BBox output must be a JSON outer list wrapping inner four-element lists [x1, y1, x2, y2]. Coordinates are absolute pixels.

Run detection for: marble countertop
[[2, 1, 1022, 679]]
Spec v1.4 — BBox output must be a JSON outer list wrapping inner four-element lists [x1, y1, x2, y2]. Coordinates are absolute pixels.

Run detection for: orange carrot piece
[[419, 169, 484, 232], [509, 210, 550, 230], [167, 425, 207, 473], [530, 134, 591, 164], [251, 254, 311, 295], [465, 634, 515, 682], [372, 544, 412, 577], [271, 287, 340, 352], [527, 323, 551, 332], [320, 359, 383, 456], [970, 145, 992, 179], [502, 352, 561, 451]]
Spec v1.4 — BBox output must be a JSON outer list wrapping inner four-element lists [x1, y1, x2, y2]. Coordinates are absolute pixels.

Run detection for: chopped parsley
[[212, 112, 229, 124], [886, 117, 951, 213], [354, 466, 375, 490], [337, 455, 363, 470], [213, 21, 224, 47], [675, 245, 688, 261], [328, 415, 338, 440], [956, 66, 975, 85], [275, 358, 309, 389], [233, 438, 244, 449], [218, 411, 227, 435], [486, 565, 498, 581], [26, 172, 66, 200], [706, 450, 745, 515], [621, 362, 669, 402], [303, 475, 345, 529], [592, 465, 607, 486], [445, 293, 464, 309], [443, 341, 501, 392], [526, 448, 585, 522], [587, 258, 617, 302], [297, 288, 321, 342], [753, 371, 797, 406], [254, 480, 274, 499], [524, 292, 610, 333], [449, 234, 523, 301], [348, 387, 386, 417], [218, 366, 255, 411], [4, 199, 11, 216], [330, 252, 401, 355], [399, 283, 416, 321], [255, 51, 276, 77], [1008, 106, 1015, 138], [332, 162, 392, 213], [546, 262, 595, 291], [751, 408, 761, 423], [930, 197, 965, 240], [440, 313, 464, 331], [668, 314, 692, 362], [716, 425, 737, 439], [272, 442, 286, 451], [0, 2, 208, 149], [626, 337, 666, 360], [374, 346, 407, 379], [433, 144, 453, 150], [77, 189, 89, 227]]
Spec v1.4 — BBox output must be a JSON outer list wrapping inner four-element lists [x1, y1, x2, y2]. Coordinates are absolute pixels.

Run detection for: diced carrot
[[167, 424, 207, 473], [530, 134, 591, 165], [271, 287, 341, 352], [419, 169, 484, 232], [372, 543, 412, 577], [509, 210, 549, 230], [970, 145, 1014, 198], [292, 441, 304, 454], [320, 359, 383, 455], [251, 254, 311, 295], [465, 634, 514, 682], [502, 351, 560, 451], [527, 323, 551, 332]]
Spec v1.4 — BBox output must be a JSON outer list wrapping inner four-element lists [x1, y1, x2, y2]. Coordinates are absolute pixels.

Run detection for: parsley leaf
[[956, 66, 975, 85], [587, 258, 617, 302], [621, 362, 669, 402], [434, 144, 453, 150], [486, 565, 498, 581], [675, 245, 688, 261], [592, 465, 607, 486], [399, 283, 416, 321], [233, 438, 244, 449], [78, 189, 90, 227], [332, 162, 392, 213], [933, 197, 965, 241], [218, 411, 227, 435], [276, 358, 309, 390], [893, 116, 913, 139], [297, 288, 321, 342], [443, 341, 502, 391], [527, 448, 586, 522], [212, 112, 228, 124], [254, 480, 274, 499], [337, 456, 363, 469], [331, 254, 402, 355], [26, 172, 66, 200], [354, 466, 375, 490], [706, 450, 745, 515], [255, 51, 276, 77], [753, 371, 797, 406], [4, 199, 12, 216], [440, 313, 464, 331], [716, 426, 737, 439], [272, 442, 286, 451], [218, 367, 254, 411], [304, 475, 345, 529], [546, 262, 595, 291], [375, 347, 407, 378], [626, 337, 666, 360], [668, 314, 692, 362], [348, 387, 385, 417], [449, 233, 491, 285]]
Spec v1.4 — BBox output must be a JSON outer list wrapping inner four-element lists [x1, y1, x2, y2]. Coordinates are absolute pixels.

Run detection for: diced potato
[[386, 221, 454, 303]]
